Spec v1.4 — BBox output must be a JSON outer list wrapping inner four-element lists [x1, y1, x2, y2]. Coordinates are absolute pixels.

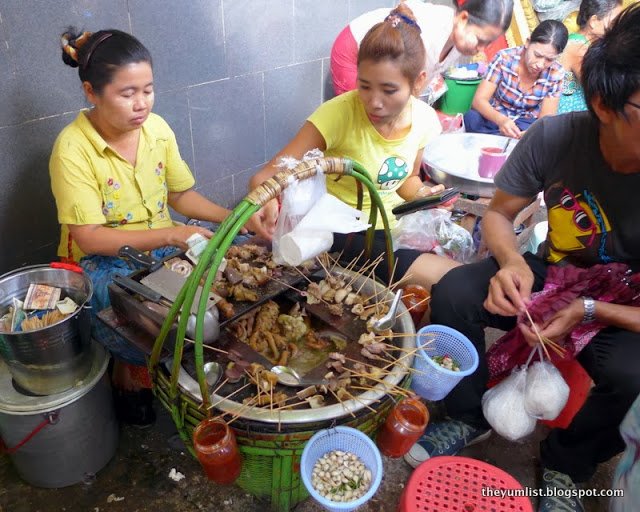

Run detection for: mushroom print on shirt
[[377, 157, 409, 189]]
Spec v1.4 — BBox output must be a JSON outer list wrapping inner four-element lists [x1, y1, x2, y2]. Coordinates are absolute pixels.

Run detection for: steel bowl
[[422, 133, 518, 198]]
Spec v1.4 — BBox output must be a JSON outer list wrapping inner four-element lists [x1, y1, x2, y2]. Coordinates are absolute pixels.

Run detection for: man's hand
[[519, 298, 584, 347], [484, 258, 534, 316]]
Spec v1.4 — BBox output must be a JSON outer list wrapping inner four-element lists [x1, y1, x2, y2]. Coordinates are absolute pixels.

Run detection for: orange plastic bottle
[[193, 418, 243, 484], [402, 285, 430, 327], [376, 396, 429, 458]]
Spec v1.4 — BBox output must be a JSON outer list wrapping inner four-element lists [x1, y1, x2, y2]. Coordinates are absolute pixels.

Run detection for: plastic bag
[[272, 150, 327, 264], [524, 359, 570, 420], [391, 209, 475, 263], [482, 367, 536, 441], [439, 113, 465, 134], [278, 194, 370, 266]]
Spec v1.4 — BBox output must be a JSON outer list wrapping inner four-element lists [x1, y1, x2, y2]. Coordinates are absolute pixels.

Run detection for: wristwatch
[[582, 296, 596, 323]]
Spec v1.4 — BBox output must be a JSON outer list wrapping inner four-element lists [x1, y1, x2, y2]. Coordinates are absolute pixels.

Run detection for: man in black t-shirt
[[404, 5, 640, 511]]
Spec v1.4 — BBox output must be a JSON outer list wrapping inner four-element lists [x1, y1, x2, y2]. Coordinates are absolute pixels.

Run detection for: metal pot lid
[[0, 342, 109, 415]]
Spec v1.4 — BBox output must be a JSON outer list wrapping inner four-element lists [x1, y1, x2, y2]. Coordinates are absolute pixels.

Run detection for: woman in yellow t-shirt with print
[[250, 3, 461, 289], [51, 29, 262, 427]]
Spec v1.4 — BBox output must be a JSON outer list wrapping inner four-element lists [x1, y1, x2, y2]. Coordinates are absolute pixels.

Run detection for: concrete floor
[[0, 393, 619, 511], [0, 328, 620, 512]]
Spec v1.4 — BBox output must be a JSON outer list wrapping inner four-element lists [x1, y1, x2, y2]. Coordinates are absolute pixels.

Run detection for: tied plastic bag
[[279, 194, 370, 266], [482, 366, 536, 441], [524, 357, 570, 420], [391, 209, 475, 263], [272, 150, 327, 265], [439, 113, 465, 134]]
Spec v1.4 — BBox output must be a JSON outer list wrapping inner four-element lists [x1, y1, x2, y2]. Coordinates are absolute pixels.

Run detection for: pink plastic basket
[[398, 456, 533, 512]]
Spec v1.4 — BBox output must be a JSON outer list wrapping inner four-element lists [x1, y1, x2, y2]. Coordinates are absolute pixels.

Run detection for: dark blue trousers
[[463, 108, 535, 135]]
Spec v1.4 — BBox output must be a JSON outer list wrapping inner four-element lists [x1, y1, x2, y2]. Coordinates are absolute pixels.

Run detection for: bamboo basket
[[148, 157, 401, 510]]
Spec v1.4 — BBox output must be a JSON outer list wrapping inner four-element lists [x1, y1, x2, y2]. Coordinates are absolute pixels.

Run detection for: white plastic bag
[[279, 194, 370, 266], [391, 209, 475, 263], [482, 367, 536, 442], [272, 150, 327, 265], [524, 359, 570, 420]]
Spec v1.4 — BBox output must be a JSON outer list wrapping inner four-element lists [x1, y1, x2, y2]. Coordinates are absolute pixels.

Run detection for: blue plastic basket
[[411, 324, 479, 401], [300, 426, 383, 512]]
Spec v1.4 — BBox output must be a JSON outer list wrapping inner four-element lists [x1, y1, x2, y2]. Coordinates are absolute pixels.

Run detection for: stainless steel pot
[[0, 343, 118, 488], [0, 265, 93, 395]]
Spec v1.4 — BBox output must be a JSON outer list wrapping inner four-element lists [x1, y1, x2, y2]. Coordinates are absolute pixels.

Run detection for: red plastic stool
[[398, 456, 533, 512]]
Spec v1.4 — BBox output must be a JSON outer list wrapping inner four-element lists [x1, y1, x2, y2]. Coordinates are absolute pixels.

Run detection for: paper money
[[24, 284, 61, 310], [56, 297, 79, 315], [185, 233, 208, 265]]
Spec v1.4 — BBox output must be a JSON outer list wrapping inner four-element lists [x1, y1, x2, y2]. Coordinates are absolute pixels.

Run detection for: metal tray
[[423, 132, 518, 198]]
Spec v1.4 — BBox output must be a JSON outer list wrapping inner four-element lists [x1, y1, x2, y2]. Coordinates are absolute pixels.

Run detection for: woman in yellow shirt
[[51, 29, 261, 426], [250, 4, 460, 289]]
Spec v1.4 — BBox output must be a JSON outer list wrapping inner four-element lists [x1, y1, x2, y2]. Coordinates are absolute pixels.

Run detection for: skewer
[[343, 249, 365, 275], [328, 250, 344, 272], [184, 337, 229, 355], [394, 296, 431, 320], [288, 263, 314, 284], [208, 377, 230, 400], [329, 389, 356, 418], [346, 372, 410, 397], [346, 252, 384, 286], [523, 309, 551, 360], [206, 381, 253, 410], [315, 254, 332, 277], [342, 388, 378, 413], [267, 274, 333, 308]]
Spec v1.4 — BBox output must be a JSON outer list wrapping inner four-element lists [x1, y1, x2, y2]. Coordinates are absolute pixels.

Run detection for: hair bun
[[60, 30, 92, 68]]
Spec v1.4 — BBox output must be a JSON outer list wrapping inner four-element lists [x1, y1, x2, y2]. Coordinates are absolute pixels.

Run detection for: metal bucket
[[0, 343, 118, 488], [0, 265, 93, 395]]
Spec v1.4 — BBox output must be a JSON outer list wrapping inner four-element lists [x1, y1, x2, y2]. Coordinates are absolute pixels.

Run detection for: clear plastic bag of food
[[524, 357, 570, 420], [482, 366, 536, 441], [391, 209, 475, 263]]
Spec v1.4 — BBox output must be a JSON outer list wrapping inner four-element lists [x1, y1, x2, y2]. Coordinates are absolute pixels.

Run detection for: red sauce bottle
[[402, 285, 430, 327], [376, 396, 429, 458], [193, 418, 243, 484]]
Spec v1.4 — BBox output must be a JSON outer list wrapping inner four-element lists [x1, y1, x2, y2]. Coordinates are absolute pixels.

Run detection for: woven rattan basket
[[148, 157, 403, 511]]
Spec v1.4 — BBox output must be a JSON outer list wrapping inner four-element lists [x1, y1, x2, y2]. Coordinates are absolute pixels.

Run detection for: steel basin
[[422, 133, 518, 198]]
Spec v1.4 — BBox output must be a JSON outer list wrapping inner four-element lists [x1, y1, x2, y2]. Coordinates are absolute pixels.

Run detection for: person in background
[[406, 4, 640, 511], [50, 29, 262, 426], [330, 0, 513, 97], [464, 20, 568, 138], [251, 3, 459, 290], [558, 0, 623, 114]]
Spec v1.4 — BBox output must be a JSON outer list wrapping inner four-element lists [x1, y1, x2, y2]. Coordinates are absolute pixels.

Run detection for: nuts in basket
[[311, 450, 372, 502]]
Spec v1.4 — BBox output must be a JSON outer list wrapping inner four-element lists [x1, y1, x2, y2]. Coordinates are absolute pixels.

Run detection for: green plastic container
[[439, 77, 482, 115]]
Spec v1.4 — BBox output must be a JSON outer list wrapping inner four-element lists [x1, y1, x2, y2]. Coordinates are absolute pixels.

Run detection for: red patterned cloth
[[487, 263, 640, 382]]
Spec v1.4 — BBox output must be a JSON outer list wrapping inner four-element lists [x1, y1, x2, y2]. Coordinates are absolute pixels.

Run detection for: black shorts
[[331, 231, 421, 284]]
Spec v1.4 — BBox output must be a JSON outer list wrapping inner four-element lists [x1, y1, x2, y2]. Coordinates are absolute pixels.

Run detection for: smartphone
[[391, 187, 460, 217]]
